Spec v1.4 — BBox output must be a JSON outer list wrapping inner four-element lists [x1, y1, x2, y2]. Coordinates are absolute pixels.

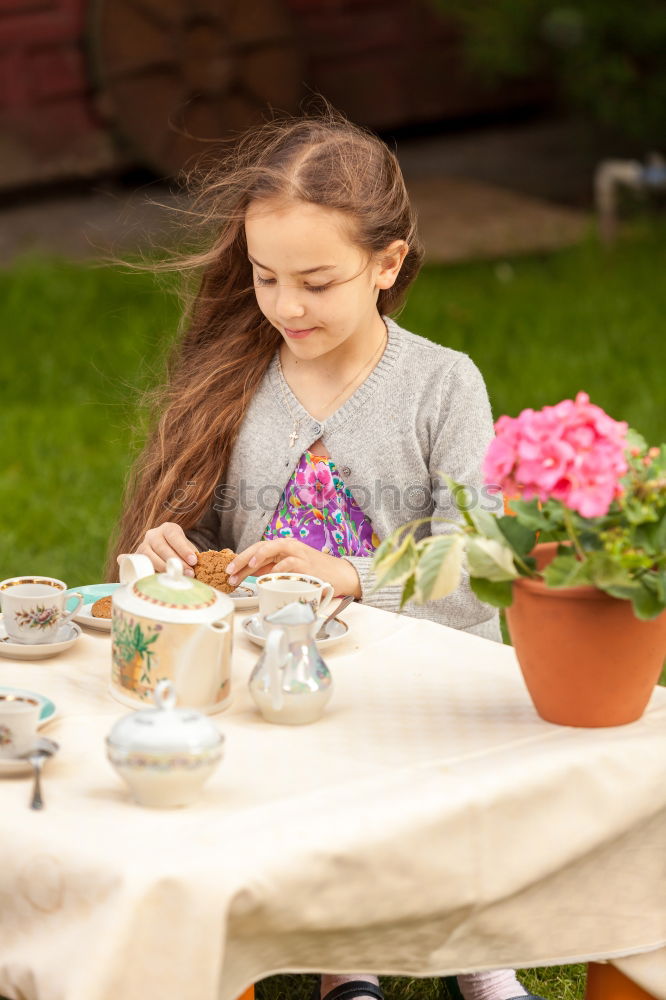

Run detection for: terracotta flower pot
[[506, 543, 666, 727]]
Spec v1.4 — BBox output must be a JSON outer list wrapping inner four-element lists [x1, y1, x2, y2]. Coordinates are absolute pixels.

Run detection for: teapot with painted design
[[111, 554, 233, 714]]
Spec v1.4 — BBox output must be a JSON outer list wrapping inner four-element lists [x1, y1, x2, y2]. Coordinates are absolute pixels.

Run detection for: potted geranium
[[373, 393, 666, 727]]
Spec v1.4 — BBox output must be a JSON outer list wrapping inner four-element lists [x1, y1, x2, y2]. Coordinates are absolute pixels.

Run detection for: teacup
[[0, 694, 41, 758], [0, 576, 84, 644], [256, 572, 334, 621]]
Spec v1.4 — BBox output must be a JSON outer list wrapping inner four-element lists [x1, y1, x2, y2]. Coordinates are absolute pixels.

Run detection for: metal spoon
[[20, 737, 59, 810], [316, 595, 355, 640]]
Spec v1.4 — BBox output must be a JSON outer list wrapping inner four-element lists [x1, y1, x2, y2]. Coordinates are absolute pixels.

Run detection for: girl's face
[[245, 199, 404, 360]]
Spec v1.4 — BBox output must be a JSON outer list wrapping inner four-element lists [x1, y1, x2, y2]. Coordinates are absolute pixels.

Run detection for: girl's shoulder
[[385, 317, 485, 383]]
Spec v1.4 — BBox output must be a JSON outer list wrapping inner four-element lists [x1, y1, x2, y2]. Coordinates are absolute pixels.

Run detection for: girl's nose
[[275, 284, 306, 320]]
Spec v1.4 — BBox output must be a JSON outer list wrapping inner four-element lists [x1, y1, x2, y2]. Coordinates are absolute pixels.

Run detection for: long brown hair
[[105, 105, 424, 580]]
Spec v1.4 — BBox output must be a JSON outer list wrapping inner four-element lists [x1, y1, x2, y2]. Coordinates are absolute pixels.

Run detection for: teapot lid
[[265, 600, 316, 626], [133, 557, 218, 610], [106, 680, 223, 753]]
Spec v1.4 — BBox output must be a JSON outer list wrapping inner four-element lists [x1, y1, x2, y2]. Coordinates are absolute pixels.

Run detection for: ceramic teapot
[[248, 601, 333, 724], [111, 554, 234, 714]]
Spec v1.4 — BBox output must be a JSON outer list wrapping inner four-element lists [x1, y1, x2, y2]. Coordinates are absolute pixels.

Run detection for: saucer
[[0, 619, 82, 660], [241, 613, 350, 650], [66, 584, 121, 632], [71, 604, 113, 632], [227, 577, 258, 611], [0, 686, 57, 775]]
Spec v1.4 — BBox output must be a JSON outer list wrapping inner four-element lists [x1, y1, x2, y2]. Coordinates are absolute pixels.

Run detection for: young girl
[[108, 110, 543, 1000]]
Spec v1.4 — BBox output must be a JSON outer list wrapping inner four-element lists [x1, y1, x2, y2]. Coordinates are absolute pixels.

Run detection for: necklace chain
[[277, 329, 388, 448]]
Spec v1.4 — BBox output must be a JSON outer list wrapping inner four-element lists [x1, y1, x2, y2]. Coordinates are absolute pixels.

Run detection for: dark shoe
[[441, 976, 464, 1000], [312, 978, 385, 1000]]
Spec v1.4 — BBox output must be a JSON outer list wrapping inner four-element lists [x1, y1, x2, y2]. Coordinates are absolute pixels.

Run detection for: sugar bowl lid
[[106, 680, 223, 754]]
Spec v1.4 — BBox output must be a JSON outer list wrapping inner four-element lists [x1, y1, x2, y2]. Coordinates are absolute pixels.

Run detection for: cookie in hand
[[193, 548, 237, 593]]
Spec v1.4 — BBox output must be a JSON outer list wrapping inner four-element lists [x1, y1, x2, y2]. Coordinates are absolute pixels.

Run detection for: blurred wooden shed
[[0, 0, 545, 190]]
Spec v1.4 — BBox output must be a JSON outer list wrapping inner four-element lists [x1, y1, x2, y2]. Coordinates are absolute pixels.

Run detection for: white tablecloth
[[1, 602, 665, 1000]]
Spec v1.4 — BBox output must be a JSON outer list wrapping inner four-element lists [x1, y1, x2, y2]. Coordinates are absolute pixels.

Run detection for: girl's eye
[[254, 275, 331, 293]]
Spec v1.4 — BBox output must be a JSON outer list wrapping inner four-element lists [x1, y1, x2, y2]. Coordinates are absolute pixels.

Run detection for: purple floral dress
[[263, 451, 380, 557]]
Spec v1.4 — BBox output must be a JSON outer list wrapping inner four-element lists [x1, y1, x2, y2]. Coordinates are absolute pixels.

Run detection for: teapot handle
[[264, 628, 288, 712]]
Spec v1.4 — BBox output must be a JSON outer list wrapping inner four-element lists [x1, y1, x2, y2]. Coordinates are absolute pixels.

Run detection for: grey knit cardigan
[[186, 317, 501, 642]]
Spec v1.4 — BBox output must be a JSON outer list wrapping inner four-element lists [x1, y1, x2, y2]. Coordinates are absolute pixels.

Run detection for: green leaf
[[443, 475, 475, 527], [625, 427, 647, 454], [657, 570, 666, 603], [497, 515, 537, 556], [653, 516, 666, 553], [631, 581, 666, 620], [584, 551, 636, 589], [647, 511, 666, 553], [414, 534, 465, 602], [465, 536, 518, 581], [399, 573, 417, 610], [507, 498, 552, 532], [543, 554, 591, 588], [603, 580, 645, 602], [649, 443, 666, 476], [372, 533, 400, 569], [468, 507, 505, 542], [373, 533, 418, 590], [469, 576, 514, 608]]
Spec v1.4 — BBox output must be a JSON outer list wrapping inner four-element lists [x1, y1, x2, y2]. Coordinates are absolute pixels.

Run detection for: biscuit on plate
[[193, 548, 237, 593], [91, 595, 113, 618]]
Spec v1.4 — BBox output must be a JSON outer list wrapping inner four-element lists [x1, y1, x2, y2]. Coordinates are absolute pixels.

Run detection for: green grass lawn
[[255, 966, 588, 1000], [1, 221, 665, 1000]]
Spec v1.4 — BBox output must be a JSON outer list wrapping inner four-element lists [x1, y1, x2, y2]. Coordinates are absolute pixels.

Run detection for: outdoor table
[[1, 601, 665, 1000]]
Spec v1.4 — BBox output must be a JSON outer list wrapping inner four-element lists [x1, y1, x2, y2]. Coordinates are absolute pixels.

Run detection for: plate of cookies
[[65, 585, 121, 632], [193, 549, 258, 610]]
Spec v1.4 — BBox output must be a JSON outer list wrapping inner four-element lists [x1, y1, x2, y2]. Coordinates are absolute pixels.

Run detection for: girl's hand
[[133, 522, 199, 577], [227, 539, 361, 598]]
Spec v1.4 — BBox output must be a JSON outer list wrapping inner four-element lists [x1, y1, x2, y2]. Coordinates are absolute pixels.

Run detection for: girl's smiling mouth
[[284, 327, 316, 339]]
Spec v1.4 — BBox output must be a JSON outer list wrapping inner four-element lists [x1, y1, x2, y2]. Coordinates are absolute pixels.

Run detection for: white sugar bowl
[[106, 680, 224, 808]]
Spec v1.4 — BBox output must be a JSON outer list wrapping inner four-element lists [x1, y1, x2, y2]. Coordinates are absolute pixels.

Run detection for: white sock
[[457, 969, 528, 1000]]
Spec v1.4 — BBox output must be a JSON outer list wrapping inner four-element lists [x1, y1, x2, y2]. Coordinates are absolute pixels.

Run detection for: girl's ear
[[375, 240, 409, 290]]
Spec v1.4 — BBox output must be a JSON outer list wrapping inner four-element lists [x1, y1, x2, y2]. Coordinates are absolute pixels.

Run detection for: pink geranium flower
[[483, 392, 628, 518], [295, 460, 336, 507]]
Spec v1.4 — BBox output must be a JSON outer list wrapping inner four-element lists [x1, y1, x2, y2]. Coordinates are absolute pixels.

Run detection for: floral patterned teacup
[[0, 576, 84, 644], [0, 693, 41, 757]]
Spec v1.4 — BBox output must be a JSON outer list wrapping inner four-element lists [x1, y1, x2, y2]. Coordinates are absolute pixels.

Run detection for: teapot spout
[[172, 620, 231, 711]]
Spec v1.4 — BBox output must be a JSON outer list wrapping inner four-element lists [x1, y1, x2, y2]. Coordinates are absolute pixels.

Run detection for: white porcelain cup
[[256, 572, 334, 621], [0, 576, 84, 644], [0, 694, 41, 758]]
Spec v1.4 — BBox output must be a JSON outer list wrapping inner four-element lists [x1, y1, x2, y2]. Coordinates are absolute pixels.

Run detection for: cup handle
[[264, 628, 287, 712], [318, 582, 335, 615], [61, 592, 84, 624]]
